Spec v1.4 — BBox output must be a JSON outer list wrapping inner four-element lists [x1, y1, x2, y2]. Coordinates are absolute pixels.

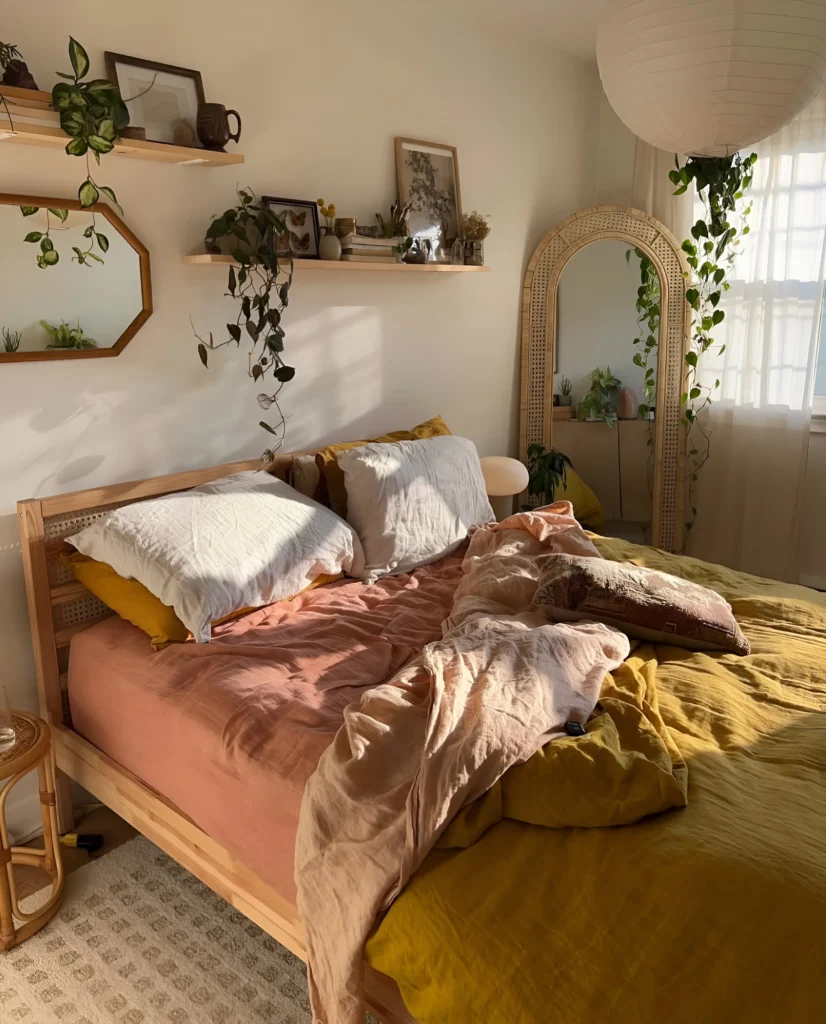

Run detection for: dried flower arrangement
[[460, 211, 491, 240], [317, 199, 337, 232]]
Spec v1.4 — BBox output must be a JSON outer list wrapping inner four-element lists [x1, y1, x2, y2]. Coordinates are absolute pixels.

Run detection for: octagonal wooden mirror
[[0, 192, 152, 362]]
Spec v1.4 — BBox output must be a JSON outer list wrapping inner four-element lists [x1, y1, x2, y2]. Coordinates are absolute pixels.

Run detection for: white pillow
[[338, 435, 494, 582], [67, 471, 364, 642]]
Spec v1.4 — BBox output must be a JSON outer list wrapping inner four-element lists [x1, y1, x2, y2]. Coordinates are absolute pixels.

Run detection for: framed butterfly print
[[262, 196, 320, 259]]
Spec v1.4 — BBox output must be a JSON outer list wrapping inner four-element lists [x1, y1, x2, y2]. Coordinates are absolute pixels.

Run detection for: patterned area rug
[[3, 836, 378, 1023]]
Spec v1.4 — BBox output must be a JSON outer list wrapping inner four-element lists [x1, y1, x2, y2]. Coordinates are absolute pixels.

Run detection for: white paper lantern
[[597, 0, 826, 157]]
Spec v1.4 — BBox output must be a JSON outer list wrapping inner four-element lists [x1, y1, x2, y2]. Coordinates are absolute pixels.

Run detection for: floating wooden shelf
[[183, 254, 490, 273], [0, 117, 243, 167]]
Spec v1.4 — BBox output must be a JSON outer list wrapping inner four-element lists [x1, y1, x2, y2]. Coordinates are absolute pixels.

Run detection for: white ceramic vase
[[319, 231, 342, 261]]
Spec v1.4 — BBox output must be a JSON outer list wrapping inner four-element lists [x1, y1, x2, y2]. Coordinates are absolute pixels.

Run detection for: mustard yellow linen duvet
[[366, 538, 826, 1024]]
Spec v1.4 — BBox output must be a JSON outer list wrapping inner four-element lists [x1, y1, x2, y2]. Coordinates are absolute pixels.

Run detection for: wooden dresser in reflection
[[554, 420, 653, 529]]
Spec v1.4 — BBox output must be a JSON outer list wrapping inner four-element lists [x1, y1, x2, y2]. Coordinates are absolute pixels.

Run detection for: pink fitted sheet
[[68, 554, 464, 904]]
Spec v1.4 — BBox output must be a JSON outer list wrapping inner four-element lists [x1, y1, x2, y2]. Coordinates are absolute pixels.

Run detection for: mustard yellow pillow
[[314, 414, 451, 517], [557, 468, 605, 533], [63, 553, 340, 650]]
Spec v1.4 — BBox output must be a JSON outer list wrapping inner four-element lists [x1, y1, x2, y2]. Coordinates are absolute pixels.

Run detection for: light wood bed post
[[18, 499, 75, 833]]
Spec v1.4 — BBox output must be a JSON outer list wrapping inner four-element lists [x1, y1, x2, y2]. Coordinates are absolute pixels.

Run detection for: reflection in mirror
[[0, 197, 150, 360], [554, 239, 661, 544]]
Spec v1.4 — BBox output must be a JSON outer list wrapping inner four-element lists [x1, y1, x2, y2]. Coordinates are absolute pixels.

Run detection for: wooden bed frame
[[17, 454, 415, 1023]]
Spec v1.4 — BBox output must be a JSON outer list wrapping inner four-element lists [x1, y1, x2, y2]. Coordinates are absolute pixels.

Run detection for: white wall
[[556, 239, 647, 406], [0, 0, 603, 837]]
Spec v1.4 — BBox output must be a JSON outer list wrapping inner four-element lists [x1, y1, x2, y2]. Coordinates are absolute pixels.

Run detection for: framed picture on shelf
[[262, 197, 320, 259], [395, 137, 462, 255], [104, 52, 205, 147]]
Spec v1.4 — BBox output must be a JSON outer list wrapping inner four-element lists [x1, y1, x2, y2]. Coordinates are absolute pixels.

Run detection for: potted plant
[[0, 42, 38, 89], [559, 376, 573, 406], [376, 201, 411, 240], [2, 327, 21, 352], [580, 366, 621, 424], [40, 319, 97, 349], [522, 443, 573, 508], [460, 211, 490, 266]]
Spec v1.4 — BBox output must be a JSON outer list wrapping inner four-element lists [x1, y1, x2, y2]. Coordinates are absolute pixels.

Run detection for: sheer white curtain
[[634, 96, 826, 581]]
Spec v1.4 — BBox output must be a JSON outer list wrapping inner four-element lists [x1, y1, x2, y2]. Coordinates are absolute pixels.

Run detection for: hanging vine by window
[[670, 153, 757, 537]]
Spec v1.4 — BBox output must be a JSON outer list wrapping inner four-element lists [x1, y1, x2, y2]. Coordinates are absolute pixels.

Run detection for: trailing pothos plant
[[193, 188, 295, 461], [22, 38, 129, 268], [628, 246, 661, 424], [669, 152, 757, 536]]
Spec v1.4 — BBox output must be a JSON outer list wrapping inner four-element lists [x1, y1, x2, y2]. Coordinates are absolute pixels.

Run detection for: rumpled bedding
[[365, 535, 826, 1024], [296, 504, 687, 1024]]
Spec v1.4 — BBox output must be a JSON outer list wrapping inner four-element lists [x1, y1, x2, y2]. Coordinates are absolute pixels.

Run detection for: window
[[815, 295, 826, 418]]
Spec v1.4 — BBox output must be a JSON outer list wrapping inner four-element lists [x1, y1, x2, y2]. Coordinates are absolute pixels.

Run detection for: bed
[[17, 455, 826, 1023]]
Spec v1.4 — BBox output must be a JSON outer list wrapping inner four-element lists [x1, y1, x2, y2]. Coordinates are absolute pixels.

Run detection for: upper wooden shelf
[[183, 254, 490, 273], [0, 108, 243, 167]]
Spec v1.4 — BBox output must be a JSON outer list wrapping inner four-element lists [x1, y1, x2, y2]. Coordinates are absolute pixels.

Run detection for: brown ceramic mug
[[196, 103, 242, 151]]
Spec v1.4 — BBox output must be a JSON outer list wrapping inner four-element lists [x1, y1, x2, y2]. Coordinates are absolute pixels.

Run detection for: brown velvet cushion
[[534, 554, 750, 655]]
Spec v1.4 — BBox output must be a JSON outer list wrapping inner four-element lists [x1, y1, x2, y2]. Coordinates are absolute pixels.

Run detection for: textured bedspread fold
[[295, 504, 633, 1023]]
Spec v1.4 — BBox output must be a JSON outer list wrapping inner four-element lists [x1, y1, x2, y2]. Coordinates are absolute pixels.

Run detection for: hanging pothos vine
[[193, 188, 295, 462], [627, 153, 757, 540]]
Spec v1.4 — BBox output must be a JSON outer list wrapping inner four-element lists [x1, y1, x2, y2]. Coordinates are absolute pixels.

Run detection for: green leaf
[[685, 351, 698, 367], [701, 316, 714, 331], [638, 404, 649, 417], [48, 208, 69, 223], [712, 309, 725, 325], [65, 135, 88, 157], [690, 386, 701, 400], [709, 290, 721, 307], [24, 231, 43, 243], [279, 282, 290, 306], [680, 392, 688, 405], [112, 97, 130, 132], [198, 343, 209, 368], [228, 265, 237, 296], [68, 37, 90, 80], [52, 83, 85, 111], [87, 134, 114, 155], [84, 78, 116, 93], [55, 71, 75, 81], [673, 184, 688, 196], [632, 353, 643, 367], [85, 251, 103, 263], [274, 365, 295, 382], [227, 323, 242, 343], [41, 248, 59, 266], [246, 320, 259, 342], [78, 180, 99, 207], [59, 109, 86, 136], [95, 232, 109, 252], [20, 206, 39, 217], [691, 220, 709, 240], [98, 186, 123, 214], [40, 236, 54, 253], [83, 225, 94, 238], [686, 288, 700, 307], [260, 421, 278, 435]]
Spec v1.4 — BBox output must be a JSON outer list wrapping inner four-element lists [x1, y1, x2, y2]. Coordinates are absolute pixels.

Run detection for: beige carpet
[[4, 835, 378, 1023]]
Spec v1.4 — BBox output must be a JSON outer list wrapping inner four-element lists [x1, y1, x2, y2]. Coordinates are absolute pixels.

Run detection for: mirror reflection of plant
[[40, 319, 98, 349], [522, 443, 573, 508], [559, 375, 572, 397], [669, 152, 757, 538], [29, 37, 130, 268], [627, 246, 660, 422], [193, 188, 295, 461], [581, 366, 621, 425], [2, 327, 21, 353]]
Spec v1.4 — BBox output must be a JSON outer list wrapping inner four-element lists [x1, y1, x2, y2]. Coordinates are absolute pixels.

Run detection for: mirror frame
[[520, 205, 690, 553], [0, 192, 152, 363]]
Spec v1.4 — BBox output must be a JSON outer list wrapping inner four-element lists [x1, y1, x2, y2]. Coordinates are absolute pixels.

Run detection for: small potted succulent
[[460, 211, 490, 266], [2, 327, 21, 352], [559, 376, 573, 407]]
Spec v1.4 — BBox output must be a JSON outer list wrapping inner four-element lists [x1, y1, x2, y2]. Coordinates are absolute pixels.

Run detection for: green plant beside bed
[[522, 443, 572, 509]]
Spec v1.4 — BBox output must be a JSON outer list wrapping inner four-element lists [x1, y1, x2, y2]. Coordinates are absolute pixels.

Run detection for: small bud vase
[[319, 230, 342, 261]]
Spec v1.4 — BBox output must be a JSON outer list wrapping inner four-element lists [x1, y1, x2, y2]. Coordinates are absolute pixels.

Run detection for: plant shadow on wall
[[193, 189, 295, 461]]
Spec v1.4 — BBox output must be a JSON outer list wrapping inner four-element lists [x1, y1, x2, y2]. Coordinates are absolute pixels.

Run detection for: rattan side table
[[0, 711, 65, 951]]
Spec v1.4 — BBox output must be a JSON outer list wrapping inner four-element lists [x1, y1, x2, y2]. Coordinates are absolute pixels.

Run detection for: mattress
[[68, 553, 464, 904]]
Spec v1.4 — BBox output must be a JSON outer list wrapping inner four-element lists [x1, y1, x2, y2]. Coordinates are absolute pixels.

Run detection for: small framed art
[[262, 197, 320, 259], [395, 137, 462, 250], [105, 52, 205, 147]]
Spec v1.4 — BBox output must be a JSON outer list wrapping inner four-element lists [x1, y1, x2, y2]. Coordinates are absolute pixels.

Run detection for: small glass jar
[[450, 238, 465, 265]]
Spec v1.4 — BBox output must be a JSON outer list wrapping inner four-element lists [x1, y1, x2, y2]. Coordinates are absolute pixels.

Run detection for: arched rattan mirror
[[520, 205, 690, 552]]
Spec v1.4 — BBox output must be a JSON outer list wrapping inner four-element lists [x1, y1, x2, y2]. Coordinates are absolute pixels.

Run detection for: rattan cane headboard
[[17, 454, 297, 731], [519, 204, 690, 552]]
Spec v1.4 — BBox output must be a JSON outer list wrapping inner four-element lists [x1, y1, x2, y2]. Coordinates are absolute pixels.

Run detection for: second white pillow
[[338, 434, 494, 582]]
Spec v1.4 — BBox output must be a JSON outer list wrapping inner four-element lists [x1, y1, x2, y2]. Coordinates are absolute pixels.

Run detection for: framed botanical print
[[395, 137, 462, 252], [105, 52, 205, 147], [262, 197, 320, 259]]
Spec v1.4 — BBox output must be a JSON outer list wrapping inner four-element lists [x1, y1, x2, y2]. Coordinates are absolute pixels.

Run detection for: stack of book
[[338, 234, 402, 263]]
